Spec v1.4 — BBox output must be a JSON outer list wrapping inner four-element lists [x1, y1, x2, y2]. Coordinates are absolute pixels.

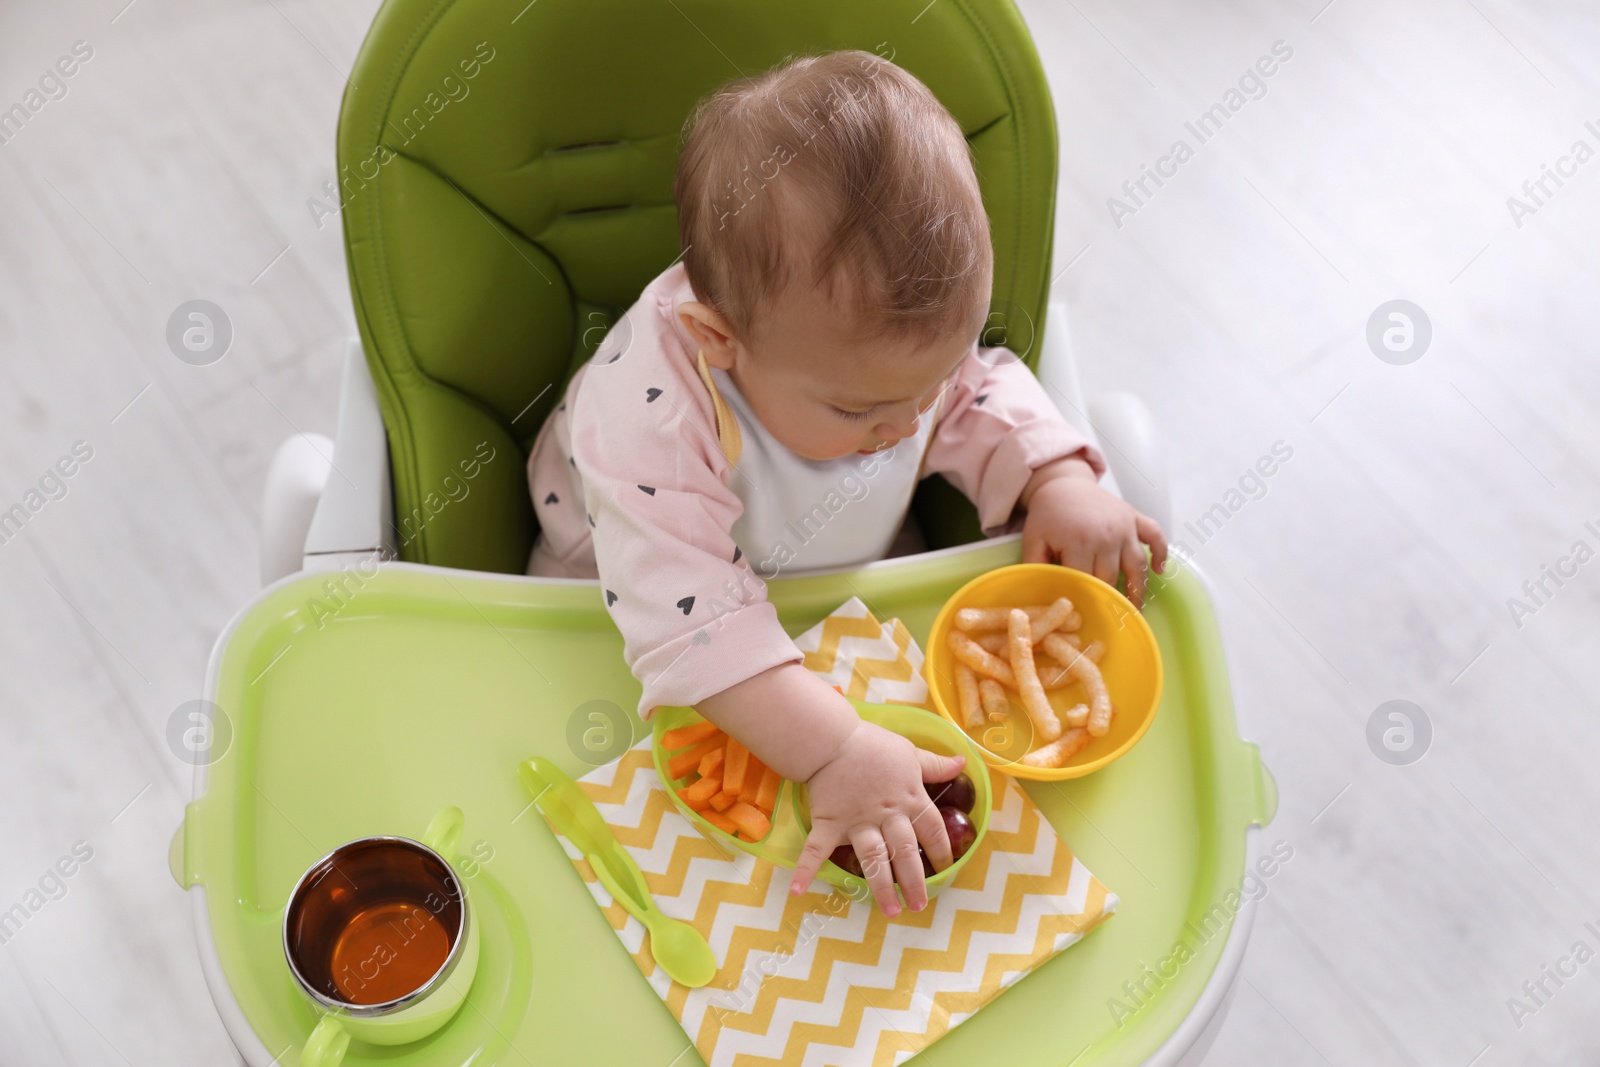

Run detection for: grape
[[941, 806, 977, 861], [830, 809, 976, 886], [925, 773, 976, 814], [829, 845, 863, 878], [833, 844, 935, 883]]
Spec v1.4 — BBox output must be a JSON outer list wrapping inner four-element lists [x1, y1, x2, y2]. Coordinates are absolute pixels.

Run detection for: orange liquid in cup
[[285, 837, 467, 1010], [327, 899, 453, 1005]]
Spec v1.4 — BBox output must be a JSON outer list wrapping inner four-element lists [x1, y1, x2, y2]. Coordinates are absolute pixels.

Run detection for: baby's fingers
[[883, 815, 929, 912], [1021, 525, 1056, 565], [1136, 512, 1169, 574], [791, 822, 842, 897], [912, 750, 961, 873], [1091, 547, 1120, 588], [917, 749, 965, 784], [909, 788, 954, 873], [850, 827, 901, 916], [1121, 533, 1149, 609], [1057, 539, 1095, 577]]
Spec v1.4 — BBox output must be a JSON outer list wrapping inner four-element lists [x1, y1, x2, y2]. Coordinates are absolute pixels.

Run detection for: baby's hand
[[1021, 458, 1169, 608], [791, 721, 966, 915]]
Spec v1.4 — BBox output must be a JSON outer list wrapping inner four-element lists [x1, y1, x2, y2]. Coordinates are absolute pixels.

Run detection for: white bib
[[709, 365, 938, 576]]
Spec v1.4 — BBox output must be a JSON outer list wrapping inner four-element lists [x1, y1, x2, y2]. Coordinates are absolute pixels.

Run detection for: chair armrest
[[1036, 296, 1125, 501], [1035, 297, 1093, 432], [302, 338, 393, 564], [1088, 392, 1172, 533], [259, 433, 333, 585], [1035, 297, 1172, 531]]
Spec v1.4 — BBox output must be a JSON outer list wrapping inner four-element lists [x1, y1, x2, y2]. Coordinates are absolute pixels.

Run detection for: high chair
[[182, 1, 1278, 1063]]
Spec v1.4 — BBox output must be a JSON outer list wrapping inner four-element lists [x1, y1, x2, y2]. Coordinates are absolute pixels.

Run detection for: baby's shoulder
[[574, 314, 704, 411], [567, 323, 720, 465], [578, 265, 703, 384]]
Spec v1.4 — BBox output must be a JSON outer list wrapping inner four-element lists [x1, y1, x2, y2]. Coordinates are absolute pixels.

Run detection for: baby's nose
[[876, 410, 921, 440]]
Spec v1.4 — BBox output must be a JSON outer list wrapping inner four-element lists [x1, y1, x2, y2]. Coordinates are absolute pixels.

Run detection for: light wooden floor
[[1, 0, 1596, 1064]]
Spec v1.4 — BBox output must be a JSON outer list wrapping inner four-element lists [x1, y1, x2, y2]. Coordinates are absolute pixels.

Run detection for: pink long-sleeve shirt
[[526, 262, 1105, 719]]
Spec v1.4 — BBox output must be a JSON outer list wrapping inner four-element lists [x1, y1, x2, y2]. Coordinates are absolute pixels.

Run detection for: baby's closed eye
[[832, 405, 881, 422]]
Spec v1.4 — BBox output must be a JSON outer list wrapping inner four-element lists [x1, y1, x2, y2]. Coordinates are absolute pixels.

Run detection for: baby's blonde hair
[[674, 50, 992, 347]]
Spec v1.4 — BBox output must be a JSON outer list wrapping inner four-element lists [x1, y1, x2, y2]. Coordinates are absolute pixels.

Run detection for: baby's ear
[[678, 303, 739, 368]]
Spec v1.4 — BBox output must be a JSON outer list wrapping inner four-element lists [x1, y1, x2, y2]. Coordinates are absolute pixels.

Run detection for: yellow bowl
[[925, 563, 1163, 780]]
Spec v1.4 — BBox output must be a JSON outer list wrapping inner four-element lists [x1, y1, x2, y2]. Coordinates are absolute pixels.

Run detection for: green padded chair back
[[338, 0, 1059, 573]]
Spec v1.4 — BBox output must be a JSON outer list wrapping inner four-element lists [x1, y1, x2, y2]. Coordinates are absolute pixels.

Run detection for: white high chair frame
[[250, 299, 1263, 1067]]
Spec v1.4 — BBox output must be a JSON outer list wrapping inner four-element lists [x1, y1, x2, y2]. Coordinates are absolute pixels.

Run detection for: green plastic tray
[[176, 539, 1274, 1065]]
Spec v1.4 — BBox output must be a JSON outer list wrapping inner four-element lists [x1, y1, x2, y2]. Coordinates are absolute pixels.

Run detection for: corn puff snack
[[1027, 597, 1075, 641], [1042, 633, 1113, 737], [954, 663, 984, 730], [943, 585, 1129, 768], [954, 600, 1080, 639], [1021, 727, 1092, 768], [977, 678, 1010, 721], [973, 632, 1007, 653], [954, 605, 1046, 631], [1038, 631, 1095, 687], [1007, 609, 1063, 742], [946, 631, 1018, 687]]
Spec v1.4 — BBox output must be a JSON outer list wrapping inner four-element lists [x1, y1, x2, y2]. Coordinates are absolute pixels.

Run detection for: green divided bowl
[[652, 699, 992, 897]]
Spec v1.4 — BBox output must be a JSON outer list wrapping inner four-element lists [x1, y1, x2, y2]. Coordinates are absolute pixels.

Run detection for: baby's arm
[[926, 346, 1167, 606], [569, 349, 958, 912], [696, 664, 964, 915]]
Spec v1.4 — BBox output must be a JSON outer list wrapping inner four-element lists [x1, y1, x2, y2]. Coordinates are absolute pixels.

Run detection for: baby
[[527, 51, 1167, 914]]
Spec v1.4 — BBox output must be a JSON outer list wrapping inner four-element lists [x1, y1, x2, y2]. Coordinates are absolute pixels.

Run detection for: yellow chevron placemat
[[539, 603, 1118, 1067], [793, 596, 929, 707]]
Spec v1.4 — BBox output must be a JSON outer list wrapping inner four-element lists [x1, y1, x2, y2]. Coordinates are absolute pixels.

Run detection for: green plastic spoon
[[520, 757, 717, 988]]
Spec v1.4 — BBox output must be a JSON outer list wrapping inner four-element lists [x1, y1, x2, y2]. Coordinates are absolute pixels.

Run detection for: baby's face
[[705, 282, 974, 462]]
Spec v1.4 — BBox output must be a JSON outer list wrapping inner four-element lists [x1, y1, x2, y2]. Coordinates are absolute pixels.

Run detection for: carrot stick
[[722, 737, 749, 796], [667, 739, 718, 780], [725, 802, 771, 841], [754, 766, 780, 813], [661, 720, 721, 751], [702, 810, 739, 835], [698, 745, 725, 779], [683, 775, 721, 808], [708, 790, 737, 812], [740, 754, 767, 805]]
